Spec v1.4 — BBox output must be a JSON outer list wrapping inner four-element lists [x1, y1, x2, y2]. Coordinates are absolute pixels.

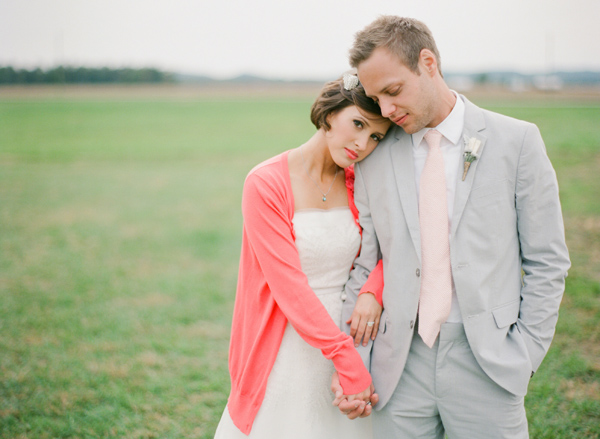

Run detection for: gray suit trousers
[[373, 323, 529, 439]]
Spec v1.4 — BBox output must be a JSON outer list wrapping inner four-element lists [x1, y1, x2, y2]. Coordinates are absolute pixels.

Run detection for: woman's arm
[[347, 260, 383, 346], [344, 165, 385, 346], [242, 171, 372, 395], [360, 259, 383, 305]]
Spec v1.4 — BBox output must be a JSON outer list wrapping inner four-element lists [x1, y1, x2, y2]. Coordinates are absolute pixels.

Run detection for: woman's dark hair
[[310, 76, 384, 130]]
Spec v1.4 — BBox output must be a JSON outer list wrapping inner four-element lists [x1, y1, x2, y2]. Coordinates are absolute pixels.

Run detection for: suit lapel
[[389, 127, 422, 261], [451, 98, 487, 238]]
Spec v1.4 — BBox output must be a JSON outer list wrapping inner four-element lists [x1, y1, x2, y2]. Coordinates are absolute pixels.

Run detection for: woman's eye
[[353, 120, 363, 128], [371, 134, 382, 142], [389, 88, 400, 96]]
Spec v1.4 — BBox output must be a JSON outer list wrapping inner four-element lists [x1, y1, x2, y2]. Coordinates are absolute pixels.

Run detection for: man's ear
[[419, 49, 438, 77]]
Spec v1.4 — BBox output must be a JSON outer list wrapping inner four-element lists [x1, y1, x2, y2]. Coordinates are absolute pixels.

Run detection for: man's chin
[[399, 124, 417, 134], [399, 119, 428, 135]]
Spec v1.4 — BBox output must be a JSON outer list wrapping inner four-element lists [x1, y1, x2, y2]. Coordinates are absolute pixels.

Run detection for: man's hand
[[347, 292, 382, 347], [331, 371, 378, 419]]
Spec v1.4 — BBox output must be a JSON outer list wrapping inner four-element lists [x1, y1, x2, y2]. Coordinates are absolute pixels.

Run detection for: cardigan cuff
[[359, 259, 384, 306]]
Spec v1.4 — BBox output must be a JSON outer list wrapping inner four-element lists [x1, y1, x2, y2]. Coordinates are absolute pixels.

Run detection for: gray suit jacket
[[342, 96, 570, 408]]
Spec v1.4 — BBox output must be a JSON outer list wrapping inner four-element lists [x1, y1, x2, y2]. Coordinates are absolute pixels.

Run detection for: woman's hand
[[346, 292, 382, 347], [331, 372, 378, 419]]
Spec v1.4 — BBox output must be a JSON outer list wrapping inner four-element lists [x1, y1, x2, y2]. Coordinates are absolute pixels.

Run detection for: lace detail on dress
[[293, 207, 360, 293]]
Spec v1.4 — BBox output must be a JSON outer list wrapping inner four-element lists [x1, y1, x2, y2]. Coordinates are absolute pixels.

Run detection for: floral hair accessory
[[343, 72, 359, 91]]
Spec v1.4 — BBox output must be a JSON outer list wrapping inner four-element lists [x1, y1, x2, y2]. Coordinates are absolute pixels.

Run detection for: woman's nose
[[355, 136, 368, 150]]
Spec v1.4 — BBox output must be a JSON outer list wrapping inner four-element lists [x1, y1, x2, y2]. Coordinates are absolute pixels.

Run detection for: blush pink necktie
[[418, 129, 452, 348]]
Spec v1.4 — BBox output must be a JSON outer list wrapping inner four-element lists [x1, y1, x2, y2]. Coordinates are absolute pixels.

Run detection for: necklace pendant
[[299, 145, 339, 205]]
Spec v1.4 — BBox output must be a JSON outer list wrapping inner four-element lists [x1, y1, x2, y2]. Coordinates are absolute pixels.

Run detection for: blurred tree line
[[0, 66, 175, 84]]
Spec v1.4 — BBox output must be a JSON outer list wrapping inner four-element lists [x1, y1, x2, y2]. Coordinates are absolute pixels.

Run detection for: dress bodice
[[292, 207, 361, 294]]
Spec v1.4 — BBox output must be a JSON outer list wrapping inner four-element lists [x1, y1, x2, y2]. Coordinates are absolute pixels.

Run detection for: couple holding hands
[[214, 15, 570, 439]]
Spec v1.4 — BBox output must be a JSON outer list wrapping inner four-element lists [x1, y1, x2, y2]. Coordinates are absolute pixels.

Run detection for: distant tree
[[475, 73, 488, 84], [47, 67, 66, 83], [0, 66, 175, 84], [0, 67, 17, 83]]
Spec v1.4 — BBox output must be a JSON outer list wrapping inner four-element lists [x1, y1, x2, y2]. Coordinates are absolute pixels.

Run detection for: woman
[[214, 73, 389, 438]]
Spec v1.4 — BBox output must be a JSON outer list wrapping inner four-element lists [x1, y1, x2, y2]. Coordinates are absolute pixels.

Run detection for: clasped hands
[[331, 371, 378, 419], [330, 291, 382, 419]]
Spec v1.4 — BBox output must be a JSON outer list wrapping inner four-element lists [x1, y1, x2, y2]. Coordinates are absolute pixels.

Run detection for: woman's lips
[[345, 148, 359, 160]]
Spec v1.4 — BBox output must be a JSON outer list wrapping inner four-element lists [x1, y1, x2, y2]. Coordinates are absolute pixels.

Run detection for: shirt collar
[[412, 90, 465, 149]]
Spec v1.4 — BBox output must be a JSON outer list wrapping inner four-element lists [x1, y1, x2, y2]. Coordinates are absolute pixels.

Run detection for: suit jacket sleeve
[[515, 124, 570, 371]]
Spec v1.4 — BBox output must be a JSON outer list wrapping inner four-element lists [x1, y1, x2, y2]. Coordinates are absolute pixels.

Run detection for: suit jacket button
[[416, 268, 421, 277], [410, 320, 415, 329]]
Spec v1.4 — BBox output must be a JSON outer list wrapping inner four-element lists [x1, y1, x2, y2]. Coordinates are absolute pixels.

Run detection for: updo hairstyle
[[310, 76, 383, 130]]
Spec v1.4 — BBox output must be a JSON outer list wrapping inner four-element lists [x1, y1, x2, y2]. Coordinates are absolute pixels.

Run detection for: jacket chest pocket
[[470, 179, 511, 208]]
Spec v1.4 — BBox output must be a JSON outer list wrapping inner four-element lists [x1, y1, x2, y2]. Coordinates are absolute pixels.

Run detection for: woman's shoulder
[[246, 150, 290, 182], [243, 150, 293, 205]]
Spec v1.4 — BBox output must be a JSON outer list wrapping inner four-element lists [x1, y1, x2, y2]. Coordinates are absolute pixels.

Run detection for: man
[[336, 16, 570, 438]]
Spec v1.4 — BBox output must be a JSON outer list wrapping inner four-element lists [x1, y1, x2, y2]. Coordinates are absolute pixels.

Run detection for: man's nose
[[379, 99, 396, 118]]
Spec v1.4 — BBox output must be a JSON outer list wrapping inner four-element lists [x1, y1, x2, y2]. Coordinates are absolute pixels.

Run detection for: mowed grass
[[1, 90, 599, 438]]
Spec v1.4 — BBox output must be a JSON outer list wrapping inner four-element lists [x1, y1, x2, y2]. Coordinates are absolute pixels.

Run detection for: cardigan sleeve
[[241, 171, 372, 395], [359, 259, 384, 306]]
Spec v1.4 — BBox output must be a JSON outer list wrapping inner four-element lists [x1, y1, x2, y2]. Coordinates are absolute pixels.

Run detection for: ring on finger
[[366, 321, 375, 327]]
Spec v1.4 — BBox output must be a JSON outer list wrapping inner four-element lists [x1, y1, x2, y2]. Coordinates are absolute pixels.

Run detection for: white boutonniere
[[462, 136, 482, 181]]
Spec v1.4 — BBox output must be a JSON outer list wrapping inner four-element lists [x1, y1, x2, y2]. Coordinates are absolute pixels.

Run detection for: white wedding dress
[[215, 207, 373, 438]]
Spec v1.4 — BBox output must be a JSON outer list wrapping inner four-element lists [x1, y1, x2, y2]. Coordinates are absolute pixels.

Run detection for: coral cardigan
[[227, 151, 383, 435]]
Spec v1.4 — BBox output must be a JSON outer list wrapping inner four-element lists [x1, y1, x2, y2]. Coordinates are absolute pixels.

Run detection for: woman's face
[[325, 105, 391, 168]]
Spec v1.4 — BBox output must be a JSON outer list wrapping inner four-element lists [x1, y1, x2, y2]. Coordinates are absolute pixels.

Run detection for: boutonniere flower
[[462, 136, 482, 181]]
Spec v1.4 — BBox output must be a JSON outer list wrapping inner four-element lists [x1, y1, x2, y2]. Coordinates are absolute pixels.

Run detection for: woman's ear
[[323, 111, 336, 135], [324, 113, 331, 129]]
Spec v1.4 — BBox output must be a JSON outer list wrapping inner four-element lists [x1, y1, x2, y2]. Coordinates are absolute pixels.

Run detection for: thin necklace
[[300, 146, 339, 202]]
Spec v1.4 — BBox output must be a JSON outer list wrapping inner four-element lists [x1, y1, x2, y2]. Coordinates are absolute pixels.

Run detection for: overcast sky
[[1, 0, 599, 80]]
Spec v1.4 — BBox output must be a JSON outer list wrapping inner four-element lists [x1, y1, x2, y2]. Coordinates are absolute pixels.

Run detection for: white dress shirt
[[412, 91, 465, 323]]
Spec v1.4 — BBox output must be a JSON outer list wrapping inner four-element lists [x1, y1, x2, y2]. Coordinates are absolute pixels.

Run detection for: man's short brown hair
[[349, 16, 442, 76]]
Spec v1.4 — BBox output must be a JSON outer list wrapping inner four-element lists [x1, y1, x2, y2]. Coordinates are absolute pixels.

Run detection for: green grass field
[[1, 88, 599, 438]]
